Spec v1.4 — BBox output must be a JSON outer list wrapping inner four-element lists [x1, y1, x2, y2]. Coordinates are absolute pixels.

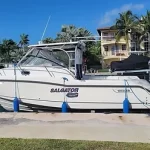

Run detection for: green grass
[[0, 138, 150, 150]]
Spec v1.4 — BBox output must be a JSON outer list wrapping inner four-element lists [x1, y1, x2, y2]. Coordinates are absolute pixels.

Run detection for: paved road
[[0, 113, 150, 143]]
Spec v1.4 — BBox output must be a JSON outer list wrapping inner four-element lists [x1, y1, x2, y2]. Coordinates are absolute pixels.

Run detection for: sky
[[0, 0, 150, 44]]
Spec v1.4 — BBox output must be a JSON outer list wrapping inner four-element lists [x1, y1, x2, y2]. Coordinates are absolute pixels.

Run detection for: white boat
[[0, 41, 150, 112]]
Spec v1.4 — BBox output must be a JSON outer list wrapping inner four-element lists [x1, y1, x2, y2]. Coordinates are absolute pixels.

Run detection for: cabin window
[[122, 44, 126, 50]]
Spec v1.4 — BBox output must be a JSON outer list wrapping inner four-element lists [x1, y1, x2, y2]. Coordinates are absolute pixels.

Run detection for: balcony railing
[[101, 35, 126, 43], [102, 36, 115, 41], [103, 50, 129, 58], [129, 51, 147, 55]]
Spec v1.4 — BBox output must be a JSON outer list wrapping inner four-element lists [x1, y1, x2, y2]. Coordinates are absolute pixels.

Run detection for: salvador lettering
[[50, 88, 79, 93]]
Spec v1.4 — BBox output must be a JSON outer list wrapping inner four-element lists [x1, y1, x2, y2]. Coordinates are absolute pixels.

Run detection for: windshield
[[20, 48, 70, 68]]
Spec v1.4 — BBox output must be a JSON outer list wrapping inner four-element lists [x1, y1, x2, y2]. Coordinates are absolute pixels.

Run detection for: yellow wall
[[101, 43, 127, 57], [100, 30, 128, 66]]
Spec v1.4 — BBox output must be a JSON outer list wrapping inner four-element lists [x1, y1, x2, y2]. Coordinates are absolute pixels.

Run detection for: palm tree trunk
[[125, 32, 129, 51], [126, 32, 131, 54]]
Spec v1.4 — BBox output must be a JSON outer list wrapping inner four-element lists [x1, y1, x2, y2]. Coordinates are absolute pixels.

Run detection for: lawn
[[0, 138, 150, 150]]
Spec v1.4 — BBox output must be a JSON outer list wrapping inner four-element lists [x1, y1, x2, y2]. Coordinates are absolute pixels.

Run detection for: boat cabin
[[17, 41, 86, 80]]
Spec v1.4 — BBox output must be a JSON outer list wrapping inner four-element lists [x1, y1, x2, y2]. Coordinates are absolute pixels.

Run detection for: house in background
[[97, 27, 148, 68], [97, 27, 129, 67]]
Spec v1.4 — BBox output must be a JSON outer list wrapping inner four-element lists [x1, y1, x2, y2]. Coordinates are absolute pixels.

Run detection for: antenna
[[40, 15, 51, 42]]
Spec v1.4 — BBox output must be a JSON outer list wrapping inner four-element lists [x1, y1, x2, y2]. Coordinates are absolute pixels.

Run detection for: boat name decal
[[113, 89, 131, 93], [117, 89, 131, 93], [50, 88, 79, 93], [66, 92, 78, 98]]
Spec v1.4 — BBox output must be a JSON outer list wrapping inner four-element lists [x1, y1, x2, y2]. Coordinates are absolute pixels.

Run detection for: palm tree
[[130, 22, 147, 53], [140, 10, 150, 53], [0, 39, 18, 66], [115, 10, 137, 51], [42, 37, 54, 43], [55, 25, 92, 42], [55, 25, 78, 42], [77, 27, 92, 37], [19, 34, 29, 51]]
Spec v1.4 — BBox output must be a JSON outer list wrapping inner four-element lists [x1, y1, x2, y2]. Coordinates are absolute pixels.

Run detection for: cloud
[[99, 3, 144, 26]]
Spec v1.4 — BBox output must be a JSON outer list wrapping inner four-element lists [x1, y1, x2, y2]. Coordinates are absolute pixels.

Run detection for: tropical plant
[[0, 39, 18, 66], [115, 10, 138, 51], [19, 34, 29, 51], [77, 27, 92, 37], [83, 41, 101, 67], [55, 25, 78, 42], [42, 37, 54, 43], [12, 48, 27, 63], [55, 25, 92, 42], [140, 10, 150, 53]]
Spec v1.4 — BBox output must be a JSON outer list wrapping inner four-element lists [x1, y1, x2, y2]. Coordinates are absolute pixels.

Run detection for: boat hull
[[0, 78, 150, 112]]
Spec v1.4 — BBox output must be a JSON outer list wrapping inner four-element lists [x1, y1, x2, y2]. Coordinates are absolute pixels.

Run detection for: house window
[[104, 46, 108, 51], [122, 44, 126, 50], [143, 34, 149, 52], [103, 32, 108, 36], [131, 42, 138, 51], [144, 41, 149, 52], [111, 46, 115, 55], [115, 45, 119, 51], [103, 32, 108, 40]]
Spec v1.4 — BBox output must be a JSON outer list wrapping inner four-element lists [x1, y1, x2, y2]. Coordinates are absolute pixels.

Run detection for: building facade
[[97, 27, 147, 67], [97, 27, 129, 67]]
